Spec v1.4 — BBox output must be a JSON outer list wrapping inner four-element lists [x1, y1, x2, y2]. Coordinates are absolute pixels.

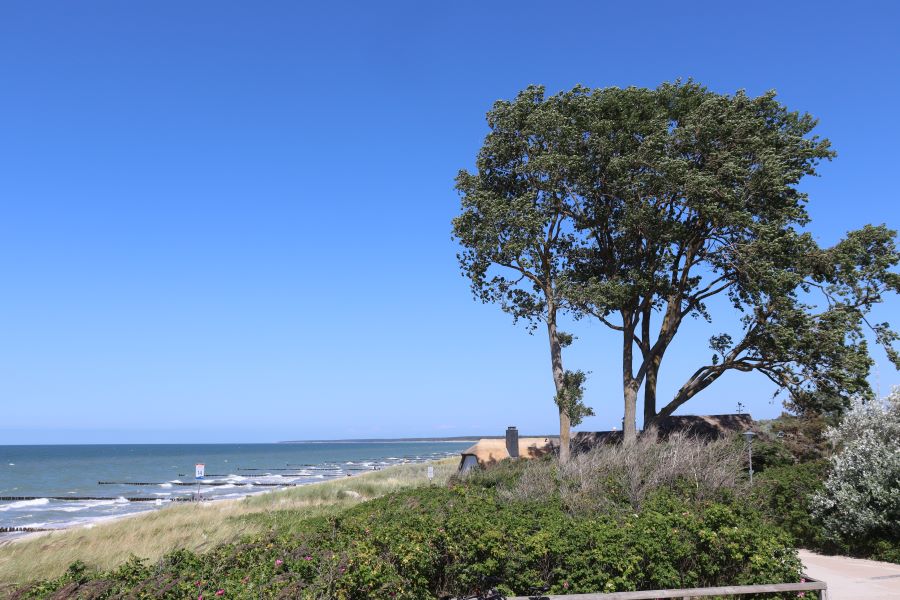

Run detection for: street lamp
[[742, 430, 756, 484]]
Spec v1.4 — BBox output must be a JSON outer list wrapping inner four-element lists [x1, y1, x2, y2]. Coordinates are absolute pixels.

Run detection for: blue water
[[0, 442, 469, 533]]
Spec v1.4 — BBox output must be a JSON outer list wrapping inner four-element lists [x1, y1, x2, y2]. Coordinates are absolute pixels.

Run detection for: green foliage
[[763, 413, 832, 462], [17, 483, 808, 599], [749, 438, 796, 473], [751, 461, 828, 548], [554, 369, 594, 427]]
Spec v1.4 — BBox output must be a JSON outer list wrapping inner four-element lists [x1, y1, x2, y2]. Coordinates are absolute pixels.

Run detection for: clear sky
[[1, 1, 898, 444]]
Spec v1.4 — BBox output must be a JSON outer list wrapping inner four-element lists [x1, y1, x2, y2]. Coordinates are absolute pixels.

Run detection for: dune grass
[[0, 458, 458, 590]]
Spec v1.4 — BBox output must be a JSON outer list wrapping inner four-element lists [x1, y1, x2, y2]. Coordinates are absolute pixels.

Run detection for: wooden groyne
[[0, 496, 191, 502], [97, 481, 304, 487]]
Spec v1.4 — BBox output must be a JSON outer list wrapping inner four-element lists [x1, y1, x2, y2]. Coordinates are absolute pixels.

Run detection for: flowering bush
[[810, 388, 900, 557]]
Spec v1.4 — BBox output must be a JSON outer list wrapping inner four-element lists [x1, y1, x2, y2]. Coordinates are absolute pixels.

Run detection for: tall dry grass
[[0, 459, 457, 589], [501, 431, 745, 513]]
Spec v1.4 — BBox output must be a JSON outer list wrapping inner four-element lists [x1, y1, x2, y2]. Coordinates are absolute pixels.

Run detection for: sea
[[0, 442, 471, 538]]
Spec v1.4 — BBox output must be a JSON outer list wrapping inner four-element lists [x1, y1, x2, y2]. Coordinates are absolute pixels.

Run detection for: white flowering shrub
[[810, 388, 900, 546]]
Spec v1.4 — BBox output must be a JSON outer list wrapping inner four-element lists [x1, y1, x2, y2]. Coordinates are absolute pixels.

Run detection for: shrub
[[759, 413, 832, 462], [747, 436, 796, 473], [810, 389, 900, 557], [501, 431, 746, 513], [751, 461, 828, 547]]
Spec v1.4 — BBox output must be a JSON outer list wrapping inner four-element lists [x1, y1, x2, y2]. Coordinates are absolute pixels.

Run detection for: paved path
[[799, 549, 900, 599]]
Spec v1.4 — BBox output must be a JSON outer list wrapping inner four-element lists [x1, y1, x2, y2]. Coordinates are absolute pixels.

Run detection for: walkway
[[799, 549, 900, 599]]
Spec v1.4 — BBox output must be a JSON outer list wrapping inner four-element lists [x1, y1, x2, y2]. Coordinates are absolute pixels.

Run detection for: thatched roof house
[[458, 436, 557, 472]]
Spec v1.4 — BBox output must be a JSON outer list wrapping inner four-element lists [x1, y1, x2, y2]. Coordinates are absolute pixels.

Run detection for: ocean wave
[[159, 483, 173, 489], [0, 498, 50, 511], [59, 499, 122, 512]]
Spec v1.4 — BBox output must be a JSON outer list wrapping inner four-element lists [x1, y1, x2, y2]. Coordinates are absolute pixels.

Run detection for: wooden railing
[[505, 575, 827, 600]]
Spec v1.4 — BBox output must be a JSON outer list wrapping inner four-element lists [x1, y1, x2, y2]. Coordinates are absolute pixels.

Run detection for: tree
[[455, 81, 900, 445], [453, 88, 593, 462], [555, 82, 900, 439]]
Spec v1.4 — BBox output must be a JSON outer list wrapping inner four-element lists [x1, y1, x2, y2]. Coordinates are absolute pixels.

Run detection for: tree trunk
[[622, 320, 638, 442], [558, 407, 571, 464], [643, 354, 661, 428], [623, 384, 637, 442], [546, 306, 571, 463]]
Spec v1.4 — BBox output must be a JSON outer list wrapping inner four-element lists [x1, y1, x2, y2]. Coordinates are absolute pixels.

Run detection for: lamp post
[[742, 430, 756, 484]]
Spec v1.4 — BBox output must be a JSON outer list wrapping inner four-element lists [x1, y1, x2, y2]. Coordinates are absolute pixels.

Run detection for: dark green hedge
[[16, 485, 808, 600]]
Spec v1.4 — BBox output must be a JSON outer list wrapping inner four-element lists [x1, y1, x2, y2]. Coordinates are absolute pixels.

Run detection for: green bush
[[751, 461, 828, 548], [17, 485, 808, 599]]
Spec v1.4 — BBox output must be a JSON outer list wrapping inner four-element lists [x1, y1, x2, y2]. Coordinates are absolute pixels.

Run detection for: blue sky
[[1, 1, 898, 443]]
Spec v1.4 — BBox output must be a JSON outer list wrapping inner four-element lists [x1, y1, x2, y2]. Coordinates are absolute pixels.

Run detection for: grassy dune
[[0, 458, 458, 590]]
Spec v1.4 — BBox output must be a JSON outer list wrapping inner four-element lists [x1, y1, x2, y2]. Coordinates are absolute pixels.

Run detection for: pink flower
[[215, 590, 225, 596], [198, 595, 203, 600], [275, 559, 283, 566], [304, 555, 312, 561], [241, 576, 250, 584]]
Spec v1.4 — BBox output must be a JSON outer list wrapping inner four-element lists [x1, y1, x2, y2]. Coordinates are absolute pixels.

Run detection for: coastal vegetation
[[453, 80, 900, 446]]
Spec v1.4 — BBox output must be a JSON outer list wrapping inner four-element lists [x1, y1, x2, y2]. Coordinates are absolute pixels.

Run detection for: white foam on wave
[[159, 483, 173, 489], [0, 498, 50, 511], [59, 499, 123, 512]]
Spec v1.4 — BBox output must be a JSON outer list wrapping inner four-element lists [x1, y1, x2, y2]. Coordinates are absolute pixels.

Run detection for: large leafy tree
[[554, 82, 900, 440], [455, 82, 900, 445], [453, 89, 593, 462]]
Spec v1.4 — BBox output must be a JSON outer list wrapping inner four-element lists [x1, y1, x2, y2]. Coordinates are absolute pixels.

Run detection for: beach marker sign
[[195, 463, 205, 480], [427, 465, 434, 481]]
